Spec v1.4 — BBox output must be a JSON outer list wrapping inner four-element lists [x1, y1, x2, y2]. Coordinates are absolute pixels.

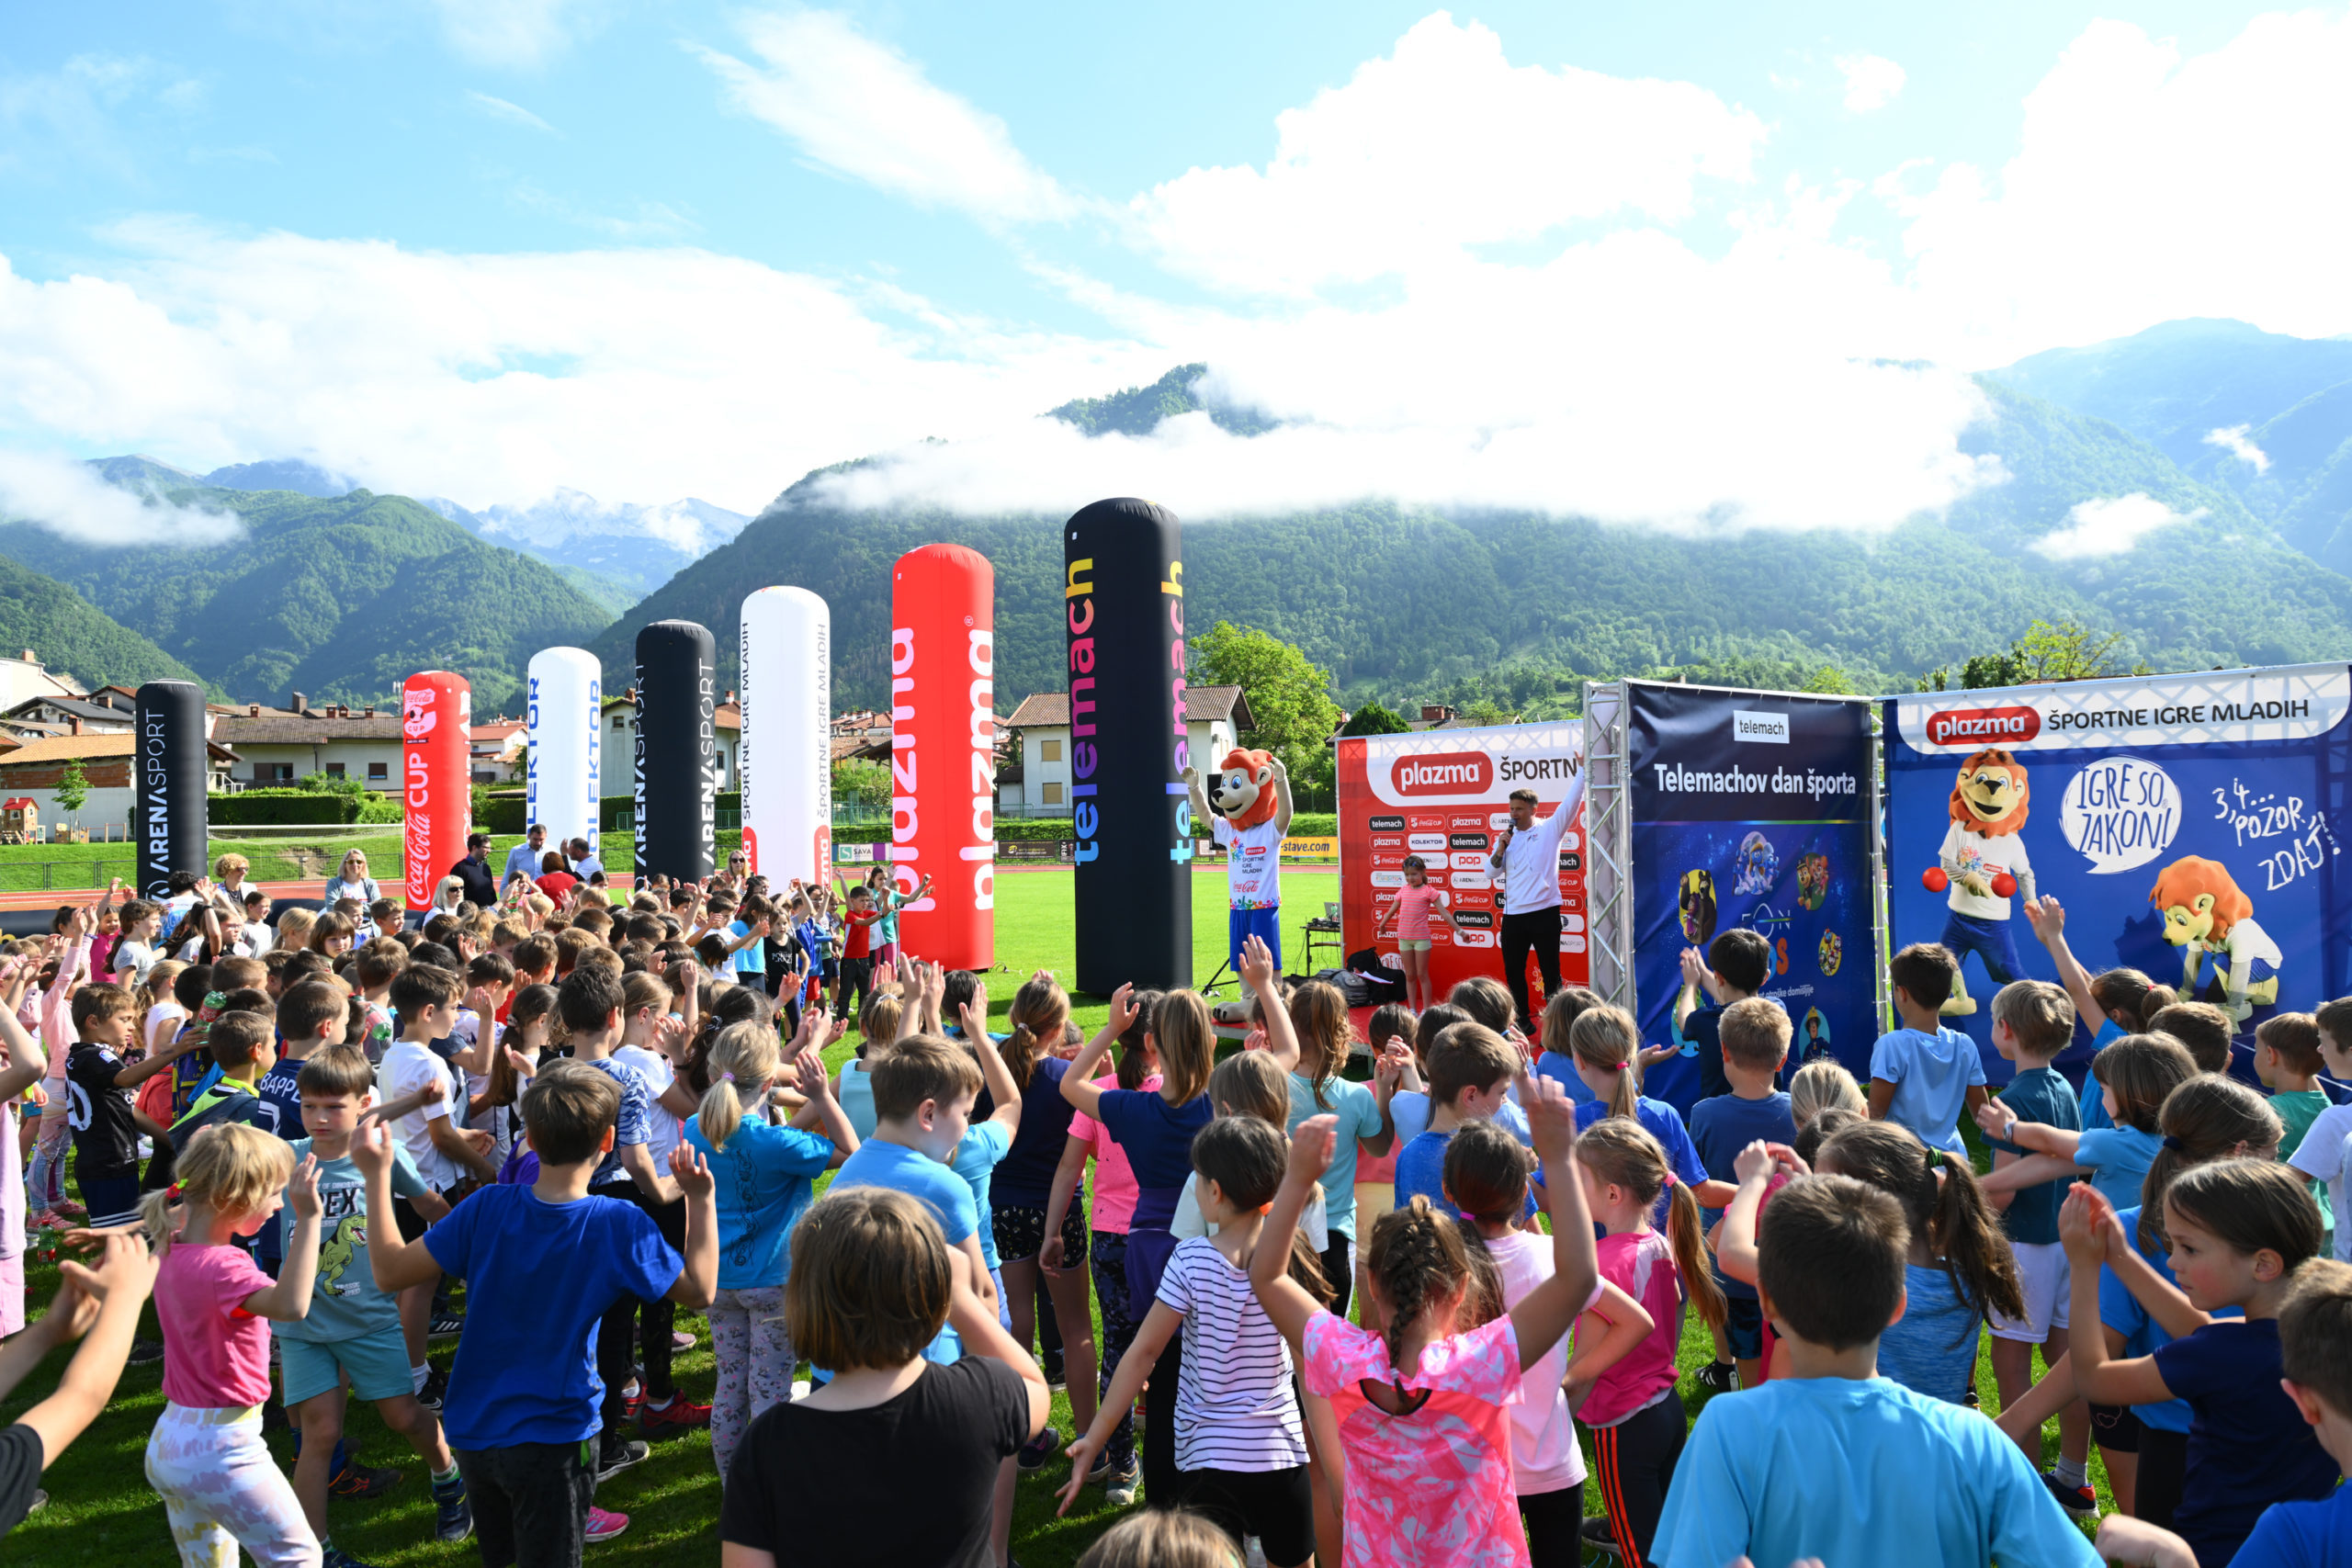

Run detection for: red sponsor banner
[[401, 671, 471, 912], [1926, 705, 2041, 748]]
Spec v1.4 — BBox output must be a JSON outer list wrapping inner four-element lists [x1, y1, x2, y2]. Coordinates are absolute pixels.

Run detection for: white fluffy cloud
[[2030, 493, 2199, 560], [695, 10, 1077, 225], [2204, 423, 2271, 473], [466, 91, 556, 133], [1836, 54, 1906, 113], [429, 0, 600, 69], [0, 449, 243, 546]]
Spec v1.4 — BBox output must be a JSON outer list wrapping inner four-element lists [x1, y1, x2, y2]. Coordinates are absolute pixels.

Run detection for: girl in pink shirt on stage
[[1376, 855, 1462, 1013]]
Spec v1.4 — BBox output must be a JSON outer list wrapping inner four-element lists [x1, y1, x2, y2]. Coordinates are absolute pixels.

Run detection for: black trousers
[[1591, 1392, 1688, 1567], [1141, 1328, 1183, 1509], [1518, 1484, 1584, 1568], [1499, 906, 1564, 1029], [453, 1441, 594, 1568], [1319, 1235, 1354, 1323], [832, 956, 876, 1021], [2136, 1426, 2188, 1531]]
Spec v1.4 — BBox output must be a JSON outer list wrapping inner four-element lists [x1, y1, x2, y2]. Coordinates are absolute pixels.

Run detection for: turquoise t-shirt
[[1868, 1025, 1985, 1155], [1876, 1265, 1982, 1404], [833, 1137, 978, 1365], [684, 1112, 833, 1292], [2079, 1018, 2126, 1132], [952, 1119, 1014, 1269], [1285, 1073, 1385, 1239], [1653, 1376, 2102, 1568], [2076, 1124, 2163, 1215], [275, 1137, 429, 1344]]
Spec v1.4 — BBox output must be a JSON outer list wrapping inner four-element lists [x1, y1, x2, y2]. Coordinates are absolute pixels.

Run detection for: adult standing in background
[[567, 836, 605, 882], [1487, 759, 1585, 1031], [503, 823, 548, 883], [319, 848, 380, 908], [449, 831, 499, 908]]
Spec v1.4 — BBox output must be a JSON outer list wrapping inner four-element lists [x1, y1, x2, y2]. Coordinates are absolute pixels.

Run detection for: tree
[[1190, 622, 1343, 783], [833, 757, 890, 817], [1801, 666, 1857, 694], [1915, 618, 2142, 693], [53, 756, 87, 824], [1339, 703, 1410, 738]]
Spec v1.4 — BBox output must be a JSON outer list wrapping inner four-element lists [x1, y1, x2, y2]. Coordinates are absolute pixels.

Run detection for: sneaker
[[670, 1327, 697, 1351], [416, 1367, 449, 1413], [1042, 1352, 1067, 1391], [432, 1472, 473, 1542], [1693, 1360, 1737, 1394], [596, 1435, 650, 1482], [328, 1460, 401, 1501], [621, 1379, 642, 1422], [128, 1337, 164, 1365], [640, 1393, 713, 1437], [2041, 1471, 2098, 1517], [322, 1549, 381, 1568], [25, 1489, 44, 1513], [1582, 1516, 1623, 1558], [585, 1506, 630, 1545], [1016, 1427, 1061, 1472], [1086, 1448, 1112, 1484], [1103, 1458, 1140, 1507], [1962, 1384, 1982, 1409], [427, 1312, 466, 1340]]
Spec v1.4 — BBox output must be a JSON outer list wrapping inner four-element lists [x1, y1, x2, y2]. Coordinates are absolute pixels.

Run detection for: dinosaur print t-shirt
[[1938, 820, 2033, 922], [274, 1136, 431, 1343]]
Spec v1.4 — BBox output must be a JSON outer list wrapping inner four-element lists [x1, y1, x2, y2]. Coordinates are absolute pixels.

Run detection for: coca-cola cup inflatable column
[[401, 671, 472, 912], [890, 545, 994, 971]]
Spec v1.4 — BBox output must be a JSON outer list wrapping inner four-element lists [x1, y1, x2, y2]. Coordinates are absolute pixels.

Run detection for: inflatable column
[[526, 648, 602, 864], [634, 620, 718, 884], [133, 680, 209, 900], [740, 587, 831, 888], [890, 545, 994, 970], [401, 671, 471, 911], [1067, 500, 1192, 993]]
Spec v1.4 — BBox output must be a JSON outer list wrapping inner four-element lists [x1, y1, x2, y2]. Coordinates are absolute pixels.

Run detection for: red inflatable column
[[401, 671, 472, 913], [890, 545, 994, 970]]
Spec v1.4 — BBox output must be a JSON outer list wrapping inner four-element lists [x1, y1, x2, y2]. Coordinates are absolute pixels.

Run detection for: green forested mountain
[[0, 474, 614, 711], [0, 551, 206, 692], [591, 371, 2352, 710]]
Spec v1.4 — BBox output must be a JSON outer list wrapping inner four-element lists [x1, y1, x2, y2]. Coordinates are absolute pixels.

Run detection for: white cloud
[[2204, 423, 2271, 473], [0, 449, 243, 547], [1130, 14, 1765, 295], [0, 53, 204, 179], [466, 90, 556, 133], [430, 0, 599, 69], [2030, 493, 2199, 560], [1836, 54, 1906, 113], [695, 9, 1077, 226]]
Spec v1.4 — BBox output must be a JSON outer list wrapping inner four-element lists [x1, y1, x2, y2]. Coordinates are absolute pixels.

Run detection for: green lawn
[[0, 866, 2105, 1564]]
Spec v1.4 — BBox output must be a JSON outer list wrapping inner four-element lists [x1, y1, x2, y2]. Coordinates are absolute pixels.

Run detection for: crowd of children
[[0, 860, 2347, 1568]]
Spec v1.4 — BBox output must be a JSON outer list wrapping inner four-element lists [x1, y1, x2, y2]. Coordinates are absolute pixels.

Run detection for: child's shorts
[[1988, 1240, 2070, 1342], [1175, 1463, 1313, 1568], [279, 1325, 415, 1405], [1723, 1296, 1765, 1361], [2089, 1402, 2142, 1454], [1396, 938, 1431, 952], [0, 1249, 22, 1336]]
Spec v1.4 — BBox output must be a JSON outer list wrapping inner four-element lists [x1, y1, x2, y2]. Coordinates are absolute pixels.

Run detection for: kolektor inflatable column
[[635, 620, 718, 884], [401, 671, 471, 912], [890, 545, 994, 970], [133, 680, 209, 900], [1067, 500, 1192, 993], [740, 587, 832, 887], [526, 648, 602, 864]]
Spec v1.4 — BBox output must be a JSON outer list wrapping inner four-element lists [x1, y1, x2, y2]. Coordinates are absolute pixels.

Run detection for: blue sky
[[2, 2, 2347, 529]]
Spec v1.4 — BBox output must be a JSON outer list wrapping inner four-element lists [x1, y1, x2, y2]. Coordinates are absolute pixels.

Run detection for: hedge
[[836, 814, 1340, 845], [207, 791, 362, 826]]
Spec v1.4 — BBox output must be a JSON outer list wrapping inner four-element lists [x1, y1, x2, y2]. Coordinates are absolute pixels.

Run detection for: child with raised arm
[[353, 1060, 717, 1563], [1868, 943, 1987, 1156], [1977, 1032, 2196, 1215], [1374, 854, 1459, 1012], [1284, 976, 1396, 1316], [1687, 996, 1796, 1392], [1251, 1073, 1601, 1568], [139, 1123, 326, 1567], [0, 1231, 157, 1540]]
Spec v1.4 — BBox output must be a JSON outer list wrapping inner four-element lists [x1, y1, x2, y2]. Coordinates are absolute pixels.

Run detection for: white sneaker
[[791, 1379, 811, 1401]]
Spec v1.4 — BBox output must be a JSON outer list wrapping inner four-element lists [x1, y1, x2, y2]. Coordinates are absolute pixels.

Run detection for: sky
[[3, 1, 2349, 534]]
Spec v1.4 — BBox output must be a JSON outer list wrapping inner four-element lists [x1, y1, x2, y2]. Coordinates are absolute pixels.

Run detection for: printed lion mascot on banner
[[1184, 747, 1293, 1018], [1921, 747, 2034, 1015], [2150, 855, 2282, 1022]]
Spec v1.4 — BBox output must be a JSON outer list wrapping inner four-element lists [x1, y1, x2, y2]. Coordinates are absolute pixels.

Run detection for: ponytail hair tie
[[719, 1070, 734, 1084], [165, 1182, 183, 1201], [2162, 1134, 2187, 1153], [1661, 1170, 1677, 1188], [1611, 1060, 1629, 1073]]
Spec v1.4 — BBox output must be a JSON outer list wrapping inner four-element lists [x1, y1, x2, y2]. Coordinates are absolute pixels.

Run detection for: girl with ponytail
[[1282, 978, 1396, 1324], [1572, 1116, 1720, 1565], [1817, 1120, 2024, 1404], [684, 1011, 858, 1479], [1567, 1005, 1722, 1213]]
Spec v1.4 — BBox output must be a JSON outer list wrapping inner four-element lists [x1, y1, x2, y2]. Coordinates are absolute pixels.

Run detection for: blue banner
[[1883, 665, 2352, 1091], [1626, 683, 1878, 1111]]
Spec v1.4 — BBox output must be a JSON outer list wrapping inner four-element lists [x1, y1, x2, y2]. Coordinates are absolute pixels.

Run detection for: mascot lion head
[[2149, 856, 2253, 950], [1207, 748, 1281, 829], [1949, 749, 2030, 838]]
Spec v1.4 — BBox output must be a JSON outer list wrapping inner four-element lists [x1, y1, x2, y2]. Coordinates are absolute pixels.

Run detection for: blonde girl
[[276, 908, 318, 958], [140, 958, 190, 1056], [1566, 1006, 1719, 1205], [1376, 855, 1460, 1011], [1533, 985, 1606, 1100], [686, 1014, 856, 1478], [1177, 1051, 1330, 1252], [1788, 1058, 1866, 1130], [832, 987, 905, 1142], [140, 1122, 324, 1567], [1283, 977, 1396, 1318]]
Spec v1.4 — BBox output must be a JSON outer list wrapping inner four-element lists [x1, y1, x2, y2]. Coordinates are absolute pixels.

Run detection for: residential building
[[999, 685, 1252, 816], [0, 649, 86, 716], [209, 694, 402, 786], [0, 690, 137, 742], [602, 690, 741, 795], [471, 718, 526, 784], [0, 729, 240, 836]]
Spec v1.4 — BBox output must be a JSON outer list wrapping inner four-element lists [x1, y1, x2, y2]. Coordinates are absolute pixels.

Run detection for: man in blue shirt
[[502, 825, 548, 885]]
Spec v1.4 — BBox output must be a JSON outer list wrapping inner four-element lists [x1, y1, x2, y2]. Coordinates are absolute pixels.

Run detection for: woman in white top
[[319, 849, 380, 908]]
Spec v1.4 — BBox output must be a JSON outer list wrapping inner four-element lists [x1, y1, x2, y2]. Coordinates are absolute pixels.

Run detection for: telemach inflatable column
[[890, 545, 994, 970], [134, 680, 209, 900], [526, 648, 602, 863], [1067, 499, 1191, 993], [635, 620, 718, 884], [740, 587, 831, 887], [401, 671, 471, 912]]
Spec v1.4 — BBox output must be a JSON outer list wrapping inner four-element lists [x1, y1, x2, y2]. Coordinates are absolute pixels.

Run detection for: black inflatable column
[[135, 680, 209, 900], [634, 620, 718, 884], [1068, 499, 1191, 993]]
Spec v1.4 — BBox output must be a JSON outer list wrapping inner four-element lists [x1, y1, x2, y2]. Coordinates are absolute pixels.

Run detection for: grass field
[[0, 866, 2108, 1564]]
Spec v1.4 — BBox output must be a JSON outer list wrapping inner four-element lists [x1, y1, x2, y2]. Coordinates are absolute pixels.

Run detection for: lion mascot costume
[[1184, 747, 1292, 1016], [2150, 855, 2281, 1022], [1929, 747, 2035, 1015]]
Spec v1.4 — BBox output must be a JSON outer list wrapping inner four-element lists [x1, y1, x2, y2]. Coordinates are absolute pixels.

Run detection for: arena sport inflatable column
[[526, 648, 602, 866], [890, 545, 994, 971], [634, 620, 719, 885], [739, 587, 832, 887], [401, 671, 471, 912], [133, 680, 209, 900], [1066, 499, 1192, 994]]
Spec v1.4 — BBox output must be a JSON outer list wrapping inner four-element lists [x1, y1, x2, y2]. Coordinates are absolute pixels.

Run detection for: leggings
[[832, 957, 875, 1021], [1091, 1231, 1138, 1471], [26, 1112, 68, 1213], [1142, 1329, 1184, 1508], [1590, 1392, 1687, 1568], [145, 1403, 322, 1567], [1318, 1235, 1354, 1322], [2136, 1427, 2188, 1531], [707, 1286, 792, 1482], [1517, 1484, 1584, 1568]]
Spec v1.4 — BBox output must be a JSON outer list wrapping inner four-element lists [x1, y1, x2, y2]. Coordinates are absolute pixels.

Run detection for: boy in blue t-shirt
[[1395, 1026, 1529, 1214], [1674, 930, 1774, 1103], [1689, 997, 1795, 1393], [354, 1056, 716, 1565], [1869, 942, 1987, 1156], [1653, 1174, 2099, 1568], [2023, 894, 2157, 1133]]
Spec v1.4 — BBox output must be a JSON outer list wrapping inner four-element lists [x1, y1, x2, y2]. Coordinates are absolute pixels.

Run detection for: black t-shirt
[[719, 1357, 1028, 1567], [64, 1044, 141, 1181], [1684, 1006, 1728, 1103], [0, 1424, 43, 1540]]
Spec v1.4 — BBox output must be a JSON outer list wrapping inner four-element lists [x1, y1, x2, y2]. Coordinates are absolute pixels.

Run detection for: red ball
[[1991, 872, 2018, 898], [1922, 866, 1949, 893]]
